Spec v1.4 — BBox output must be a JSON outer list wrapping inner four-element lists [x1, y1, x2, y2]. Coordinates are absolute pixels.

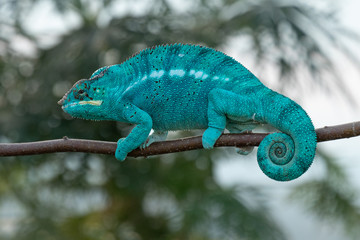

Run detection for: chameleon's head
[[58, 66, 110, 120]]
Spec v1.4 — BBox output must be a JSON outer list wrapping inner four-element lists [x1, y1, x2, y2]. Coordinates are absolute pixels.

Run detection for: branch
[[0, 121, 359, 158]]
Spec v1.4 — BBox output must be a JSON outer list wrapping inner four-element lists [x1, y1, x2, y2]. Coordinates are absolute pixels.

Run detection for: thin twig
[[0, 121, 359, 158]]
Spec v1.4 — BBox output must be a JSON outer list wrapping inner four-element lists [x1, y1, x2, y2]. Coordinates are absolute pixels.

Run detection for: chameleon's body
[[59, 44, 317, 181]]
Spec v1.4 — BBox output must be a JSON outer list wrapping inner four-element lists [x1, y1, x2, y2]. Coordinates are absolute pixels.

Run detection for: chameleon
[[58, 44, 317, 181]]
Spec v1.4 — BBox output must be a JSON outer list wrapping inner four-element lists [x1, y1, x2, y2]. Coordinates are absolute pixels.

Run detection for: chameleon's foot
[[236, 146, 254, 155], [115, 138, 127, 161], [202, 127, 223, 149], [141, 131, 168, 149]]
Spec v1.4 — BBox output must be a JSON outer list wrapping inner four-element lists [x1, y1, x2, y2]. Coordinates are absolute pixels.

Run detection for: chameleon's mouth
[[78, 100, 103, 106], [62, 100, 103, 109]]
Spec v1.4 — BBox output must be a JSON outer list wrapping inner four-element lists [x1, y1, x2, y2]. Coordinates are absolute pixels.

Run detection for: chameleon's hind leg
[[226, 122, 256, 155], [141, 130, 168, 149], [202, 88, 258, 149]]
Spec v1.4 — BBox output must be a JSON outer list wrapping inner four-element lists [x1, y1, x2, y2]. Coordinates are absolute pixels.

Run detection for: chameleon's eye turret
[[74, 87, 88, 101], [58, 77, 105, 117], [58, 66, 111, 107], [58, 80, 88, 106]]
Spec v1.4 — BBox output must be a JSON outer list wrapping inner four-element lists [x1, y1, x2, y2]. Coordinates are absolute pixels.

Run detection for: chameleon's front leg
[[115, 104, 152, 161]]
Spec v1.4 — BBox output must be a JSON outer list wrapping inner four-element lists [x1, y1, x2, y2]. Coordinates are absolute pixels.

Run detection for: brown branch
[[0, 121, 359, 158]]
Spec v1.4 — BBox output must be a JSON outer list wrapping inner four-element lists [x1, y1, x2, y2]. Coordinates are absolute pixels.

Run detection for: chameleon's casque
[[59, 44, 317, 181]]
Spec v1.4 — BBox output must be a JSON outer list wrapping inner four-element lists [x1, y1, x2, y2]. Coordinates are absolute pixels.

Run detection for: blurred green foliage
[[0, 0, 360, 239]]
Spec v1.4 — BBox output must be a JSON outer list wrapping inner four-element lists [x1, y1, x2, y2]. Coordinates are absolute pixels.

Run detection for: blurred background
[[0, 0, 360, 239]]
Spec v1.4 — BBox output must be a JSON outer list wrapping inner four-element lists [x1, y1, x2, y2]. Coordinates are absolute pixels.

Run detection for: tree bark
[[0, 121, 359, 158]]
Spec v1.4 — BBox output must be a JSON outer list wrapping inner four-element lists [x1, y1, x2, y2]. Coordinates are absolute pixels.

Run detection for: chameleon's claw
[[115, 138, 127, 161], [202, 127, 223, 149], [141, 131, 168, 149], [140, 140, 148, 150], [236, 146, 254, 155]]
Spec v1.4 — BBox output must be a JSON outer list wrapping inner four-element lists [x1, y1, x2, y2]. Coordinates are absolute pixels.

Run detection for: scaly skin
[[58, 44, 317, 181]]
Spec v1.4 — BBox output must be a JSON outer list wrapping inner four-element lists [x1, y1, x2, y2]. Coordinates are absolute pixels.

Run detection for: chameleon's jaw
[[60, 100, 105, 120]]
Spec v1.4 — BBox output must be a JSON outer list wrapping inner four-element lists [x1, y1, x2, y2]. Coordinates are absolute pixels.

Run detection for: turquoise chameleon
[[58, 44, 317, 181]]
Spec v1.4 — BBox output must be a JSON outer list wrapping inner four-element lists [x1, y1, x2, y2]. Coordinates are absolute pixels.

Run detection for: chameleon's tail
[[257, 90, 317, 181]]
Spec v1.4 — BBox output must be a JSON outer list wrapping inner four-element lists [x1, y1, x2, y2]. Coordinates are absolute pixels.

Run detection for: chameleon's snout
[[58, 90, 71, 106], [58, 98, 64, 106]]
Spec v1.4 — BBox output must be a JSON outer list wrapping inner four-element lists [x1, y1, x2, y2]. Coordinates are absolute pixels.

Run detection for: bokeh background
[[0, 0, 360, 239]]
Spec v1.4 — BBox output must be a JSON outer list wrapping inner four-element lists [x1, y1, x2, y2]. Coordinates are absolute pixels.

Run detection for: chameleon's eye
[[78, 89, 85, 94]]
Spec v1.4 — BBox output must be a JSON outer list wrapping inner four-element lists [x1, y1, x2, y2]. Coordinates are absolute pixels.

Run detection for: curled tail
[[257, 90, 317, 181]]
